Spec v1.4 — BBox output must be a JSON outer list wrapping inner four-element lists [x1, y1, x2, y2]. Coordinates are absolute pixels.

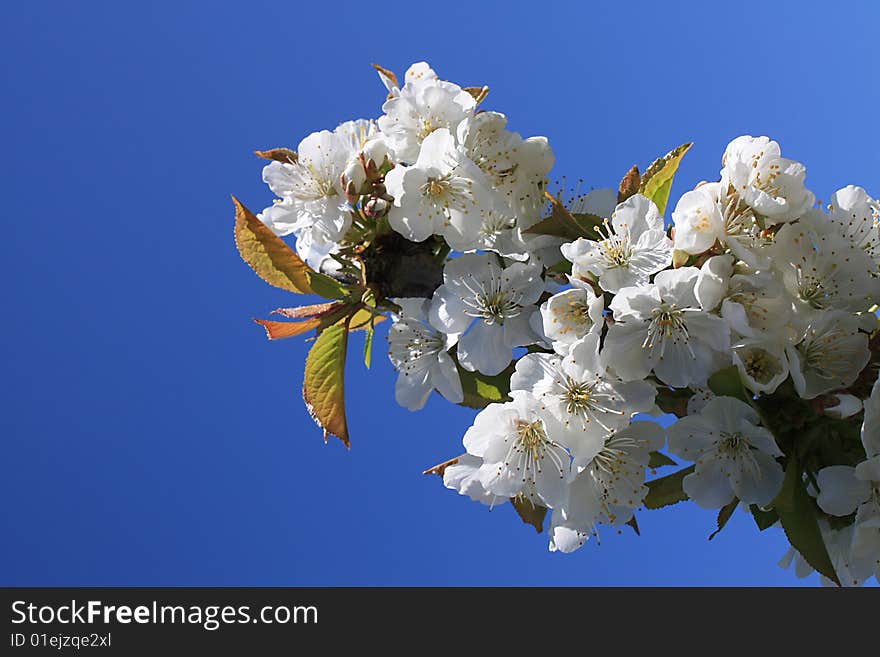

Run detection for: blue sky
[[2, 1, 879, 586]]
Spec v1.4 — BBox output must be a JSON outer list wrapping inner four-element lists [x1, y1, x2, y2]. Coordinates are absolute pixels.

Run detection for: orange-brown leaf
[[423, 456, 462, 477], [464, 85, 489, 105], [618, 164, 641, 204], [254, 148, 297, 163], [253, 318, 322, 340], [232, 196, 317, 295], [272, 303, 338, 319], [511, 496, 547, 533], [371, 63, 399, 90]]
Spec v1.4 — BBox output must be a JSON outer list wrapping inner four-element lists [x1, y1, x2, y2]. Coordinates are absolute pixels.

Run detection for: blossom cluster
[[248, 61, 880, 586]]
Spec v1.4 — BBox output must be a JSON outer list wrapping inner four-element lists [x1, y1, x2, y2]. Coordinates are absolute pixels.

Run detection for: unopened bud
[[364, 157, 380, 181], [824, 394, 863, 419], [362, 138, 388, 169], [344, 180, 360, 204], [341, 160, 367, 193], [364, 196, 390, 218]]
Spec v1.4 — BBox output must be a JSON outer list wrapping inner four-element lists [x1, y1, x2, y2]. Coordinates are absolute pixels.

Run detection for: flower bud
[[823, 394, 863, 419], [364, 196, 390, 218], [341, 159, 367, 194], [362, 137, 388, 169]]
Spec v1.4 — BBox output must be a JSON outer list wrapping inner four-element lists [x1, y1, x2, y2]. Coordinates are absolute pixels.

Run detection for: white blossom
[[667, 396, 784, 508], [549, 421, 665, 553], [442, 454, 500, 506], [672, 183, 726, 255], [429, 253, 543, 375], [720, 268, 794, 340], [387, 298, 463, 411], [540, 286, 605, 354], [722, 135, 814, 223], [456, 201, 532, 261], [462, 391, 574, 507], [260, 120, 376, 241], [456, 111, 554, 225], [773, 221, 880, 314], [862, 378, 880, 458], [510, 333, 657, 466], [603, 267, 731, 387], [561, 194, 672, 293], [731, 340, 790, 395], [815, 459, 880, 583], [384, 128, 494, 248], [808, 185, 880, 270], [785, 310, 870, 399], [377, 63, 475, 163]]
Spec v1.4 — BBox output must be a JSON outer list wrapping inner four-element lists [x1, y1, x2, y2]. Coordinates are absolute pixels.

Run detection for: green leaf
[[638, 142, 693, 214], [363, 322, 374, 369], [456, 361, 513, 409], [306, 271, 348, 300], [644, 465, 695, 509], [302, 324, 349, 447], [617, 164, 640, 204], [648, 451, 677, 468], [773, 457, 840, 585], [749, 504, 779, 531], [625, 515, 641, 536], [709, 498, 738, 540], [511, 496, 547, 533], [654, 386, 693, 418], [523, 193, 604, 240], [233, 196, 347, 299], [707, 366, 749, 402]]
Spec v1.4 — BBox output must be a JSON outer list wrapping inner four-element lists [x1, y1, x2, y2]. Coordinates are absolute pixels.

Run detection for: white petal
[[683, 460, 735, 509], [458, 321, 511, 375], [729, 450, 784, 506], [394, 368, 433, 411], [430, 350, 464, 404], [816, 466, 871, 516]]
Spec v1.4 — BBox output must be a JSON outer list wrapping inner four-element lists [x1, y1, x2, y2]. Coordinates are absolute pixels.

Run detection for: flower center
[[500, 418, 570, 488], [718, 431, 746, 458], [388, 321, 445, 373], [421, 172, 474, 212], [559, 376, 624, 432], [643, 303, 693, 358], [289, 161, 339, 201], [552, 299, 592, 333], [479, 209, 515, 238], [793, 260, 838, 309], [798, 326, 856, 381], [418, 119, 438, 140], [739, 347, 783, 384], [460, 274, 523, 325], [594, 219, 632, 267], [515, 419, 547, 455], [592, 433, 640, 477], [750, 160, 783, 197]]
